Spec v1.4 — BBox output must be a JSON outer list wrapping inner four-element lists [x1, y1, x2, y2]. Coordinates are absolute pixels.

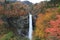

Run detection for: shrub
[[0, 31, 14, 40]]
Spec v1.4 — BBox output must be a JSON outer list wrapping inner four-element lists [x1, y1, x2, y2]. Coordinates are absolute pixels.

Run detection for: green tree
[[50, 0, 60, 6]]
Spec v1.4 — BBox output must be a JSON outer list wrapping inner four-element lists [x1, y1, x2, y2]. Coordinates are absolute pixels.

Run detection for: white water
[[28, 13, 33, 40]]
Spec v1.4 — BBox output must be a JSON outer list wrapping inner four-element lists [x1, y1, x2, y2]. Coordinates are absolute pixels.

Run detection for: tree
[[45, 15, 60, 40], [50, 0, 60, 7], [34, 8, 59, 40]]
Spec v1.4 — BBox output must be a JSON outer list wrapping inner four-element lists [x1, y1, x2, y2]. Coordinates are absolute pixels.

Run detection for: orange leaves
[[35, 14, 45, 38], [0, 19, 4, 25], [0, 5, 4, 15], [0, 5, 4, 11]]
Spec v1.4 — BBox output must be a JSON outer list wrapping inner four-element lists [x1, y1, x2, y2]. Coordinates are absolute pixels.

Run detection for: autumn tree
[[34, 8, 59, 40], [45, 15, 60, 40]]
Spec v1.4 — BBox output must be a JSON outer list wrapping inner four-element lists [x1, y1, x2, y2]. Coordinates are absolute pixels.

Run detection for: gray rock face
[[17, 15, 29, 37], [2, 14, 29, 37]]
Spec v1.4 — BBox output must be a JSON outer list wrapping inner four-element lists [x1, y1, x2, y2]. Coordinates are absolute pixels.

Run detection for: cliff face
[[0, 2, 30, 39]]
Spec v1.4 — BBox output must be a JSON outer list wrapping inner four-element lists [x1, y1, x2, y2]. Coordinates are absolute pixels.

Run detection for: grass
[[0, 31, 13, 40]]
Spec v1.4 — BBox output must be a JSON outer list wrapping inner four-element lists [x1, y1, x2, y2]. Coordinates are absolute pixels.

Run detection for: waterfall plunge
[[28, 13, 33, 40]]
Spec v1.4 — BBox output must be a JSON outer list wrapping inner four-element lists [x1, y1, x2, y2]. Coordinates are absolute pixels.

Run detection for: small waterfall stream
[[28, 13, 33, 40]]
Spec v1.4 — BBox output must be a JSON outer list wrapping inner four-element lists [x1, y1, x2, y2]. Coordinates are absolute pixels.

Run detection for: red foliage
[[45, 15, 60, 39]]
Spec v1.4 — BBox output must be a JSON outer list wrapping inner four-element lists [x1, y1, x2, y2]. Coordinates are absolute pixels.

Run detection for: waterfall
[[28, 13, 33, 40]]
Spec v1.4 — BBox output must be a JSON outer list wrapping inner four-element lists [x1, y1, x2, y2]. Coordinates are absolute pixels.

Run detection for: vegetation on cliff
[[0, 0, 60, 40]]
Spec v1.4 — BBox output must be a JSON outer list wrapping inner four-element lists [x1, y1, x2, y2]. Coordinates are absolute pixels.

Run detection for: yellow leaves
[[35, 28, 45, 38]]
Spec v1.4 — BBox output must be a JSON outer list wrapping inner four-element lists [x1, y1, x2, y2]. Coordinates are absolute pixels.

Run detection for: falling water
[[28, 13, 33, 40]]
